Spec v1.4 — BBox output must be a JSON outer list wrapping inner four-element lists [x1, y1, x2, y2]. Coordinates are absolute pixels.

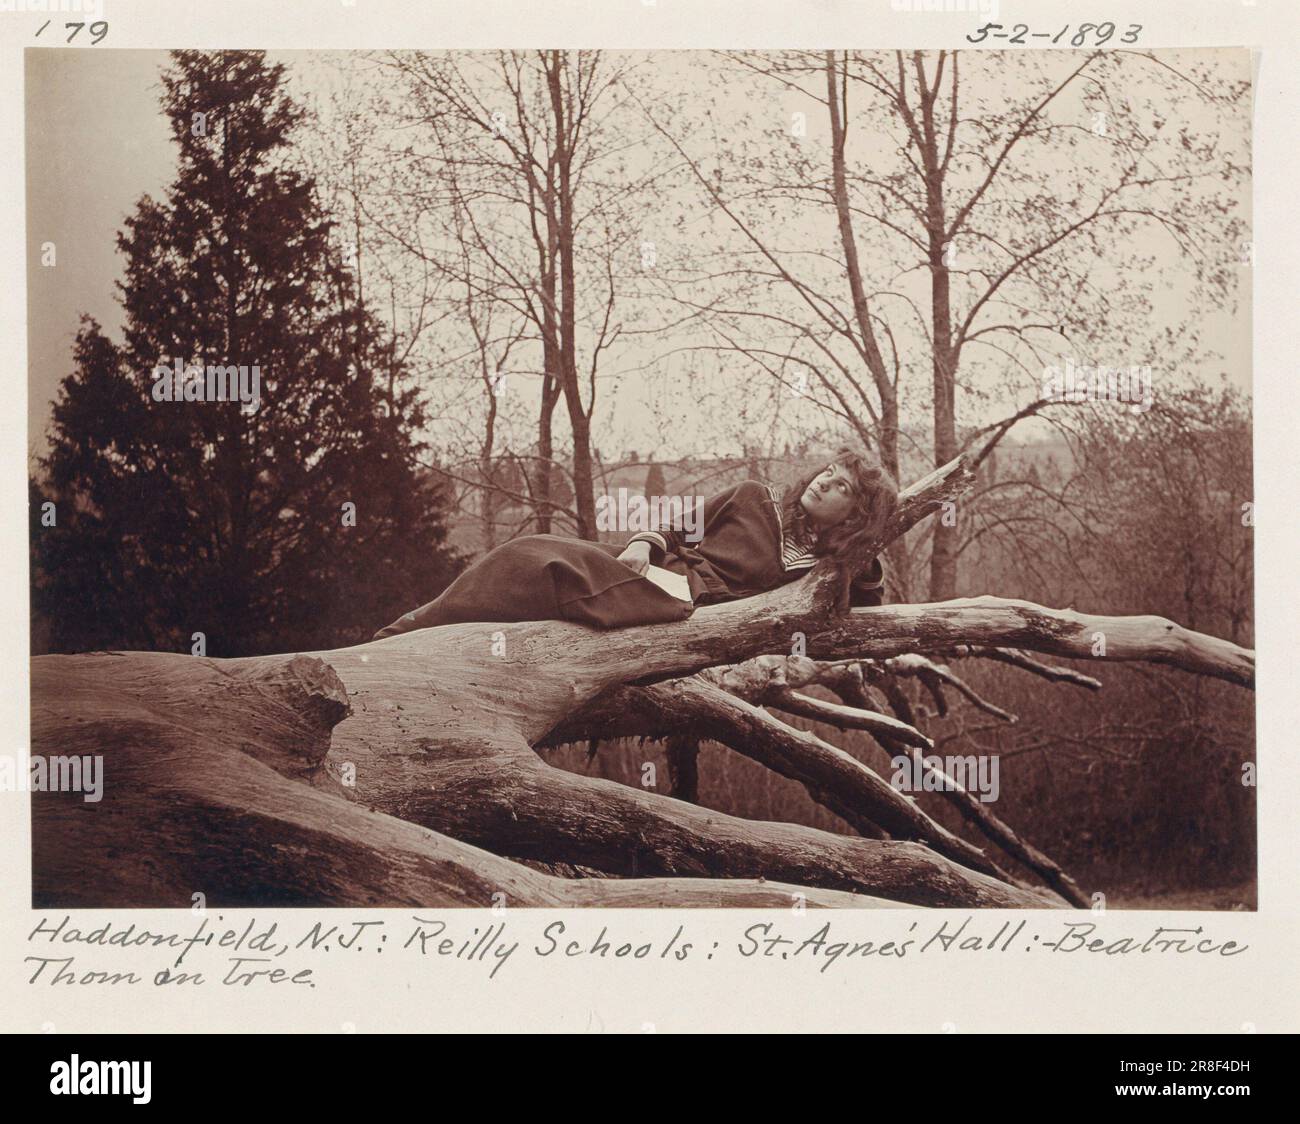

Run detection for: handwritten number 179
[[63, 22, 110, 44]]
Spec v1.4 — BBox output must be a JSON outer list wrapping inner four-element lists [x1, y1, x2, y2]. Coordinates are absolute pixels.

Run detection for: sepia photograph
[[24, 42, 1254, 916]]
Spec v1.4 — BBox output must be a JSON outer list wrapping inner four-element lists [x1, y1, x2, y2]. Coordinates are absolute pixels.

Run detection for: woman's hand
[[617, 540, 652, 575]]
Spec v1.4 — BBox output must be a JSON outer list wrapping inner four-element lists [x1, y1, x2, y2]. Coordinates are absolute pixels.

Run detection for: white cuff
[[628, 531, 669, 554]]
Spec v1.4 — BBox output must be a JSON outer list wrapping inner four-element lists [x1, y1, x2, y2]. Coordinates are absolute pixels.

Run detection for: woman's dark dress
[[372, 480, 885, 640]]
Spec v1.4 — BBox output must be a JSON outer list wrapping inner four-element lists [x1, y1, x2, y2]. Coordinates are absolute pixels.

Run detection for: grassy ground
[[1107, 882, 1256, 911]]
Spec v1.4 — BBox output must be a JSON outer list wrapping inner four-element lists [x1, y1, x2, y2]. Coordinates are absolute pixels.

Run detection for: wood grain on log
[[544, 677, 1014, 884], [29, 653, 903, 909]]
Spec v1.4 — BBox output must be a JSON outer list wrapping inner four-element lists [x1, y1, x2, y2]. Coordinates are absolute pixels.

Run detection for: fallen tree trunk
[[542, 676, 1016, 883], [29, 431, 1254, 909], [30, 653, 903, 909]]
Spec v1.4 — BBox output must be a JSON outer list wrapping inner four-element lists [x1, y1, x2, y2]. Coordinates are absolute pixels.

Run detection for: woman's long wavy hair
[[780, 446, 899, 556]]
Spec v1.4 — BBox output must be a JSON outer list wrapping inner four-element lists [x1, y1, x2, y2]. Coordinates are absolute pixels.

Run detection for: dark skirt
[[373, 534, 696, 640]]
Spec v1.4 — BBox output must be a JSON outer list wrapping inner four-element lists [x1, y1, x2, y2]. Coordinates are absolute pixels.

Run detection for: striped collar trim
[[768, 484, 817, 572]]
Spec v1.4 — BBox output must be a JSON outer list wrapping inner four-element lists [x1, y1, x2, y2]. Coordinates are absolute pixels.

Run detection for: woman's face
[[800, 463, 857, 527]]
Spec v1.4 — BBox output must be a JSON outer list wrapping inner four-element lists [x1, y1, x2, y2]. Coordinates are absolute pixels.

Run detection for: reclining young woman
[[372, 446, 898, 640]]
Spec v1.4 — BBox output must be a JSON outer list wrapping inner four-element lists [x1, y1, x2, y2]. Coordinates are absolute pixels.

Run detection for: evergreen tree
[[31, 50, 460, 656]]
